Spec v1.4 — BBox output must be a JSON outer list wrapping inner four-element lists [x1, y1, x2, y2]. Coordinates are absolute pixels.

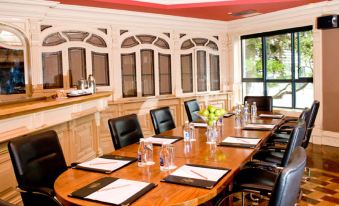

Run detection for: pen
[[190, 170, 208, 180], [98, 184, 130, 192], [89, 162, 118, 166]]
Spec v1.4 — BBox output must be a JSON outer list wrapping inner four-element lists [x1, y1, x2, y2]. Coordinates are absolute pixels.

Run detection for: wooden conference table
[[54, 116, 282, 206]]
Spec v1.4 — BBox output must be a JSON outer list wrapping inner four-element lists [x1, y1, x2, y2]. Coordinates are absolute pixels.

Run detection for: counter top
[[0, 92, 112, 120]]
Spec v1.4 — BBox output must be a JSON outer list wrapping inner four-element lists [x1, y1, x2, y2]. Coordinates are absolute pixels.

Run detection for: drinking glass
[[206, 124, 217, 144], [167, 144, 176, 169], [144, 140, 154, 165]]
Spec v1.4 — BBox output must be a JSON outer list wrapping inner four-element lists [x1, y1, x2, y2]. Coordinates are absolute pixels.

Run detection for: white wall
[[225, 0, 339, 147]]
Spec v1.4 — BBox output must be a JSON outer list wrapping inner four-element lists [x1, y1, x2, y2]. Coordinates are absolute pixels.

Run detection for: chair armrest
[[246, 160, 283, 173], [283, 117, 298, 123], [17, 186, 54, 196], [69, 162, 80, 168]]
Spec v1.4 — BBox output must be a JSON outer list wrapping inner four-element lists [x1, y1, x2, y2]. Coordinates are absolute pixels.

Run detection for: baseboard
[[311, 128, 339, 147]]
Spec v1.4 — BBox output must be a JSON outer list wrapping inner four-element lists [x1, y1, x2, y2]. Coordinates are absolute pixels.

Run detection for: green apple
[[208, 113, 215, 120], [207, 120, 214, 127], [208, 105, 216, 113], [214, 109, 222, 117], [202, 109, 209, 117]]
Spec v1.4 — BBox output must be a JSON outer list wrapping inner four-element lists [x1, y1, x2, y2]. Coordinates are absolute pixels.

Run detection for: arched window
[[180, 36, 220, 94], [0, 24, 28, 97], [120, 32, 171, 98], [41, 27, 110, 89]]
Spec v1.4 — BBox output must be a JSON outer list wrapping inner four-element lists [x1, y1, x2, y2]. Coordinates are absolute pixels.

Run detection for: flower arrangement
[[198, 105, 226, 126]]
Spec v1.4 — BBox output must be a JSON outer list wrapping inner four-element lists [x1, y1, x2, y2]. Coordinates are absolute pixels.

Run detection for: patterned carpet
[[300, 168, 339, 206], [230, 168, 339, 206]]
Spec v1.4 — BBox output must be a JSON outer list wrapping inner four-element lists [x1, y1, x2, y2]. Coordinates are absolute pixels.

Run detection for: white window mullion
[[86, 49, 92, 77], [154, 51, 160, 96], [206, 51, 211, 92], [136, 51, 142, 97], [63, 48, 69, 89], [193, 49, 197, 94]]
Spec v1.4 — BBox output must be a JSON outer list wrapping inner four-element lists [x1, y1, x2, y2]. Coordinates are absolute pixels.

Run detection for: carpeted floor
[[231, 143, 339, 206]]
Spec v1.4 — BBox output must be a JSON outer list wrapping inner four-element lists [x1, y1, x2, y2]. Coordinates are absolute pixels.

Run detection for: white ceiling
[[134, 0, 232, 5]]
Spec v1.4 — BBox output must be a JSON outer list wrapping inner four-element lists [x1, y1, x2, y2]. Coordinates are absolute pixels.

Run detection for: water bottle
[[243, 101, 250, 122], [137, 138, 146, 167], [183, 121, 190, 142], [251, 102, 257, 118], [87, 74, 96, 94], [189, 123, 196, 141], [160, 143, 170, 171]]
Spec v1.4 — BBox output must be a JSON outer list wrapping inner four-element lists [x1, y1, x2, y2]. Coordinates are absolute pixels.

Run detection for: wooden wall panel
[[322, 29, 339, 132]]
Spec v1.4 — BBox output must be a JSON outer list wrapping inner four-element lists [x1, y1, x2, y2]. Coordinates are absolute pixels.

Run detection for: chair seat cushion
[[233, 167, 277, 194], [253, 150, 284, 165]]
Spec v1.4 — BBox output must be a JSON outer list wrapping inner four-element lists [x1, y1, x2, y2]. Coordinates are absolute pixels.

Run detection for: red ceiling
[[53, 0, 327, 21]]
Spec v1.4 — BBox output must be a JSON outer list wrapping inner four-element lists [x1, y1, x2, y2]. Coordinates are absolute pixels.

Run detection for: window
[[180, 37, 220, 94], [141, 49, 155, 96], [121, 53, 137, 97], [120, 33, 171, 98], [42, 51, 63, 89], [159, 54, 171, 95], [69, 48, 86, 87], [92, 52, 109, 86], [0, 27, 26, 95], [197, 50, 207, 92], [241, 26, 313, 109], [181, 54, 193, 93], [41, 29, 109, 89], [210, 54, 220, 91]]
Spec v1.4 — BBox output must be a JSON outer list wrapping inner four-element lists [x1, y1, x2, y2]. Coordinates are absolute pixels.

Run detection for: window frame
[[179, 37, 221, 95], [241, 26, 313, 109], [120, 33, 172, 99], [41, 28, 111, 91]]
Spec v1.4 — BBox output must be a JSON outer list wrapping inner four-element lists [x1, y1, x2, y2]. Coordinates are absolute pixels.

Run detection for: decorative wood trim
[[71, 107, 98, 119], [0, 127, 29, 143]]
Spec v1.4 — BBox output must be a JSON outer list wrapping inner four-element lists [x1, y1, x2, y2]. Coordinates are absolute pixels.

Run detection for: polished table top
[[54, 116, 281, 206]]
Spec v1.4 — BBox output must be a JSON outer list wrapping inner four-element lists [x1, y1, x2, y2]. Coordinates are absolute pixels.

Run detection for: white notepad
[[85, 179, 150, 205], [222, 136, 261, 145], [191, 122, 208, 127], [146, 137, 178, 145], [244, 123, 276, 129], [170, 165, 227, 182], [77, 158, 130, 172], [259, 114, 284, 119]]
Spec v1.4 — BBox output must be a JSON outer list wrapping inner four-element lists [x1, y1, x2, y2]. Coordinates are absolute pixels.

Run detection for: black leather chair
[[8, 130, 66, 206], [108, 114, 144, 150], [220, 147, 306, 206], [249, 119, 306, 167], [301, 100, 320, 148], [270, 100, 320, 148], [244, 96, 273, 112], [150, 107, 176, 135], [0, 199, 16, 206], [184, 99, 200, 122]]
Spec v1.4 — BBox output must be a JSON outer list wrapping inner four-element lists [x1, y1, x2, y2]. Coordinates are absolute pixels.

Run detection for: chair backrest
[[280, 119, 307, 167], [269, 147, 307, 206], [150, 107, 176, 135], [184, 99, 200, 122], [108, 114, 144, 150], [244, 96, 273, 112], [302, 100, 320, 148], [8, 130, 67, 190]]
